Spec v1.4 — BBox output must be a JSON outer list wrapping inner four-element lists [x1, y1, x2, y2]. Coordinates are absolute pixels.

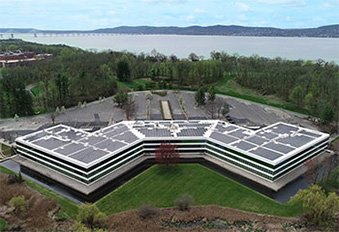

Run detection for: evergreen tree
[[321, 105, 334, 124], [207, 86, 216, 102], [195, 87, 206, 106], [116, 56, 131, 82], [113, 90, 128, 107]]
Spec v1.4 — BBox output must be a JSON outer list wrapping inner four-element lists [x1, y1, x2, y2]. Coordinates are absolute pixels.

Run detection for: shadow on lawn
[[155, 165, 183, 176]]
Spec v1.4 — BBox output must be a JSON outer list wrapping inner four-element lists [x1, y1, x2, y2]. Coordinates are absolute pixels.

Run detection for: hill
[[0, 24, 338, 37]]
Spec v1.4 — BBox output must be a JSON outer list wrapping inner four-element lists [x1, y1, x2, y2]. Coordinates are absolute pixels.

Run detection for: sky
[[0, 0, 338, 30]]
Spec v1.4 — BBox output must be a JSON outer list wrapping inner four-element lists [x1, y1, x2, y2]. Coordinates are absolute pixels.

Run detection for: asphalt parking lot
[[0, 90, 318, 140]]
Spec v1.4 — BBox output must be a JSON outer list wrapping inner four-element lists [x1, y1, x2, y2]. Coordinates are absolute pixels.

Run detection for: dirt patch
[[0, 172, 73, 231], [330, 138, 339, 152], [106, 205, 306, 232]]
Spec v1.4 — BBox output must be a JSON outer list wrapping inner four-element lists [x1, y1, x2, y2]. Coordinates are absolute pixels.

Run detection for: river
[[4, 33, 339, 63]]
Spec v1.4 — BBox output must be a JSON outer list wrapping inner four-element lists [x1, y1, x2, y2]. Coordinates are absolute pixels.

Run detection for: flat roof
[[15, 120, 329, 168]]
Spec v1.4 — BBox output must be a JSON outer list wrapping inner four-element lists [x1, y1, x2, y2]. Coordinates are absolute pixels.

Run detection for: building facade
[[15, 120, 329, 194]]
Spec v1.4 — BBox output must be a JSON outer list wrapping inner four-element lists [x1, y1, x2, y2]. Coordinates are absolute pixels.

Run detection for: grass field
[[212, 77, 309, 115], [96, 164, 302, 217]]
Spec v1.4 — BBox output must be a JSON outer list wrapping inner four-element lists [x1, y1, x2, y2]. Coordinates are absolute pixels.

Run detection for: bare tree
[[303, 155, 338, 184], [205, 101, 216, 119], [205, 97, 229, 119], [50, 113, 56, 124], [124, 94, 136, 120], [303, 158, 322, 184]]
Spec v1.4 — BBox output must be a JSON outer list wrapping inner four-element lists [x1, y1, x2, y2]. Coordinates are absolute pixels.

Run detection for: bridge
[[0, 32, 142, 38]]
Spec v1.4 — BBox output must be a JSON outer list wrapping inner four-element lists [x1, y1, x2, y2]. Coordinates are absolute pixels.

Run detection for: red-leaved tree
[[155, 143, 180, 167]]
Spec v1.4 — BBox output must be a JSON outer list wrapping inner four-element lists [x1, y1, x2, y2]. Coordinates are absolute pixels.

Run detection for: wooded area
[[0, 40, 338, 124]]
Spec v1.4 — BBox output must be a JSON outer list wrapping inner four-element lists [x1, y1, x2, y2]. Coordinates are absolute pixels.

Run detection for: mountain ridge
[[0, 24, 338, 37]]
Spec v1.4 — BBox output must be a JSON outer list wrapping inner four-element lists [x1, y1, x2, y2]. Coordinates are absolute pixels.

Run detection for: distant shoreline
[[0, 24, 338, 38]]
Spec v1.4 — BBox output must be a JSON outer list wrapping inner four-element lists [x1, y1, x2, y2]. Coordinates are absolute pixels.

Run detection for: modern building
[[0, 50, 52, 68], [15, 120, 329, 196]]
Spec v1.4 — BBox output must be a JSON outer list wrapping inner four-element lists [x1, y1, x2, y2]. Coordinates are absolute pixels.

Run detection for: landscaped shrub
[[137, 203, 158, 219], [291, 185, 339, 226], [174, 194, 194, 211], [9, 195, 28, 214], [78, 203, 106, 230]]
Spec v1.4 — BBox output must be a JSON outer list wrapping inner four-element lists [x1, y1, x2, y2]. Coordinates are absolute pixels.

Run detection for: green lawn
[[331, 136, 339, 143], [212, 77, 309, 115], [116, 78, 155, 90], [31, 85, 41, 97], [0, 166, 15, 175], [0, 218, 6, 232], [1, 144, 15, 157], [96, 164, 302, 217], [0, 164, 303, 220]]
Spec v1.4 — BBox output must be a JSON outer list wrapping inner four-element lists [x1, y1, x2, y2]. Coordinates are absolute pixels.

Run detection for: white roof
[[15, 120, 329, 168]]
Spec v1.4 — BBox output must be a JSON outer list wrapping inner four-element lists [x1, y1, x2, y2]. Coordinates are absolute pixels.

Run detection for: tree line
[[0, 40, 338, 124]]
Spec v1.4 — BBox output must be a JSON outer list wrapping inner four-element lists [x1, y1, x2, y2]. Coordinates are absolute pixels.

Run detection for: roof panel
[[69, 147, 108, 164], [95, 139, 126, 152], [269, 123, 298, 134], [17, 120, 328, 167], [250, 147, 283, 161], [263, 142, 294, 154], [54, 143, 87, 156], [24, 131, 49, 142], [298, 129, 322, 138], [276, 135, 314, 148], [228, 129, 248, 139], [32, 137, 70, 150], [210, 132, 239, 144], [58, 129, 87, 141], [232, 141, 256, 151], [79, 136, 106, 145], [245, 136, 268, 146], [112, 131, 140, 143]]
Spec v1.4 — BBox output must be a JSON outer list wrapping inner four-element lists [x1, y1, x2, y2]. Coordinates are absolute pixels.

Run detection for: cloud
[[237, 14, 249, 22], [312, 16, 326, 24], [235, 2, 251, 12], [141, 0, 189, 4], [186, 15, 197, 24], [321, 0, 339, 8], [194, 8, 206, 14], [107, 10, 118, 15], [255, 0, 306, 7], [215, 14, 224, 20]]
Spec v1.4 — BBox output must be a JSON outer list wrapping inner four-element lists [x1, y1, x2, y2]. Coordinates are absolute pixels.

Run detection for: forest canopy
[[0, 39, 338, 124]]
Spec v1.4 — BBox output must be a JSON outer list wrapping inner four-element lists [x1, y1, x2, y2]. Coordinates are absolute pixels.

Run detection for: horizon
[[1, 23, 338, 31], [1, 0, 338, 30]]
